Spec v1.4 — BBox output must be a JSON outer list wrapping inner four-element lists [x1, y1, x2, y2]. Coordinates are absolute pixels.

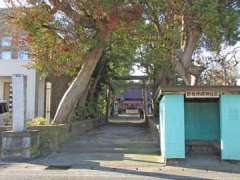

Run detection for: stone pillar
[[1, 74, 40, 161], [45, 82, 52, 123], [12, 74, 27, 132]]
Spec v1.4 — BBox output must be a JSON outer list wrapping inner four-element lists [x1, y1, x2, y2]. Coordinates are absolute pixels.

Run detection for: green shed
[[157, 86, 240, 161]]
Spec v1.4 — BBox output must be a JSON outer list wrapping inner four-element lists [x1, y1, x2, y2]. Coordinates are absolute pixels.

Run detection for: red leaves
[[9, 32, 32, 47], [11, 32, 18, 46], [106, 12, 119, 30], [96, 5, 103, 19], [132, 4, 145, 20], [95, 3, 144, 37], [122, 4, 144, 34], [27, 33, 32, 43]]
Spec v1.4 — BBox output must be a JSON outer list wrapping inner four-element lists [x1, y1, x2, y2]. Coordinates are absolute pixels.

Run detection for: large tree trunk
[[76, 55, 106, 108], [88, 57, 106, 100], [49, 76, 72, 119], [52, 48, 104, 124], [176, 27, 203, 85], [77, 80, 92, 107], [174, 16, 204, 86], [152, 70, 174, 117]]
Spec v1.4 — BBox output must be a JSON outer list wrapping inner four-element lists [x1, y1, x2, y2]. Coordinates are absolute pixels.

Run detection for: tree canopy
[[136, 0, 240, 87], [4, 0, 240, 123]]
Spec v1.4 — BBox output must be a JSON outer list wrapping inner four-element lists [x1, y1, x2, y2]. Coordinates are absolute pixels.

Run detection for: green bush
[[74, 101, 98, 121]]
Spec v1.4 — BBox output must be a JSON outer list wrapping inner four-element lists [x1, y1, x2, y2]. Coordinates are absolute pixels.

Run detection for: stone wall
[[0, 119, 106, 156], [0, 126, 11, 149], [0, 125, 69, 154], [28, 119, 100, 152], [1, 130, 40, 160], [28, 124, 70, 152]]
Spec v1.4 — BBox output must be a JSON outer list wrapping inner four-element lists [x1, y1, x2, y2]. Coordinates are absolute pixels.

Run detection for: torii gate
[[106, 75, 149, 121]]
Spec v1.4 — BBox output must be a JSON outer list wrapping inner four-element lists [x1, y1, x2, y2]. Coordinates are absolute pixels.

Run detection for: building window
[[1, 36, 12, 47], [19, 35, 28, 46], [1, 51, 11, 60], [18, 51, 28, 60]]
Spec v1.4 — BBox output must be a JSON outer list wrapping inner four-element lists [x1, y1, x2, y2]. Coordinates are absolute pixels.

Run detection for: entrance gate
[[106, 75, 150, 121]]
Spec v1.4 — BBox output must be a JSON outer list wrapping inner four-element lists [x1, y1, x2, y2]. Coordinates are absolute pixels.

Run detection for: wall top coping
[[155, 86, 240, 101]]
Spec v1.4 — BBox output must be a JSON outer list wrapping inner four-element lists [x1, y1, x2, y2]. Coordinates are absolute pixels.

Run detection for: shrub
[[3, 113, 12, 126], [27, 117, 48, 127]]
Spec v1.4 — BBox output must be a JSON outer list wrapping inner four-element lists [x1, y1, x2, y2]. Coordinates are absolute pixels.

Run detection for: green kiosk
[[157, 86, 240, 161]]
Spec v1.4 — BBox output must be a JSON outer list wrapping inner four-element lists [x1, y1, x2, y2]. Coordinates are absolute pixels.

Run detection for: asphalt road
[[0, 166, 240, 180]]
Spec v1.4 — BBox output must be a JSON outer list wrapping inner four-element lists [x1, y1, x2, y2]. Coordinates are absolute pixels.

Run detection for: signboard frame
[[185, 91, 220, 98]]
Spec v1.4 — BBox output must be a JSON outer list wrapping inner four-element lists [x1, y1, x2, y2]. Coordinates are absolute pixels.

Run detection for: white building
[[0, 60, 46, 120], [0, 9, 47, 120]]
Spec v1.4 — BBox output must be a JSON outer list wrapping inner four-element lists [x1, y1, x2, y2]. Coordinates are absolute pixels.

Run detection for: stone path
[[32, 120, 162, 168]]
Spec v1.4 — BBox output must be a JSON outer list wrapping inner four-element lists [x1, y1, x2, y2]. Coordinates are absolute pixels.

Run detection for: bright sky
[[130, 64, 147, 76], [0, 1, 7, 8]]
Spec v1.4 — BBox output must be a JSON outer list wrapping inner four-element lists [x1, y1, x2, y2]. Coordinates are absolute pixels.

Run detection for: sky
[[0, 1, 6, 8]]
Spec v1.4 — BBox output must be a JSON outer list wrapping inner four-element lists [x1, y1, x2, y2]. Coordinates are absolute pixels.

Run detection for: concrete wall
[[0, 60, 45, 119], [220, 95, 240, 160], [159, 95, 185, 159], [185, 102, 220, 141]]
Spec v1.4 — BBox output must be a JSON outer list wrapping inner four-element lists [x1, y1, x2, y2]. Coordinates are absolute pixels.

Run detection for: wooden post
[[143, 80, 148, 120], [106, 80, 112, 122]]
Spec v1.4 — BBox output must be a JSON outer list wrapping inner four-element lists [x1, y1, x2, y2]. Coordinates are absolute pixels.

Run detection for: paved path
[[0, 117, 240, 179], [33, 121, 162, 168]]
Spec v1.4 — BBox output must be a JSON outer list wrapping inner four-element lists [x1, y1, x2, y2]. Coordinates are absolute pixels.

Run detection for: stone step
[[186, 145, 219, 154], [60, 147, 160, 154], [186, 141, 220, 154]]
